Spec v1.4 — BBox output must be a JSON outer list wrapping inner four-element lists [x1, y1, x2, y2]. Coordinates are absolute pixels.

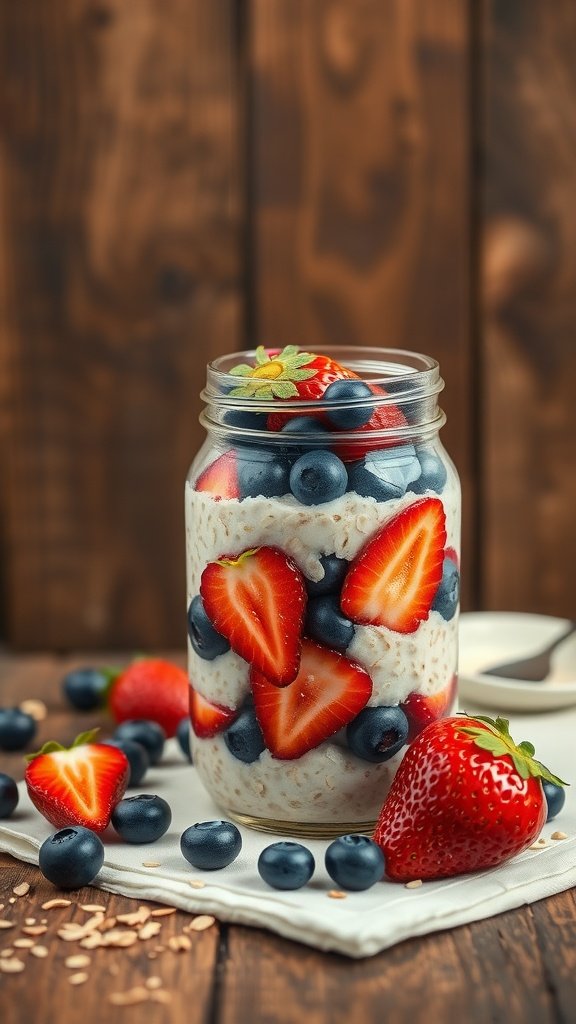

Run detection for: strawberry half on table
[[25, 730, 129, 832], [200, 546, 307, 686], [108, 658, 190, 738], [341, 497, 446, 634], [374, 714, 567, 881]]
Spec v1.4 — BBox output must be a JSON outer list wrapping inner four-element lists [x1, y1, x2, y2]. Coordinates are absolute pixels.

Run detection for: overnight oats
[[185, 346, 460, 837]]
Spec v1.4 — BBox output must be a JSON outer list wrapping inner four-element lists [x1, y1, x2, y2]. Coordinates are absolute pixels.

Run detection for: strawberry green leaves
[[457, 714, 567, 787], [228, 345, 318, 400], [25, 729, 101, 762]]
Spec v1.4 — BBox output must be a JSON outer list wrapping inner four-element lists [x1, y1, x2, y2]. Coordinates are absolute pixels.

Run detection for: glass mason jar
[[185, 347, 460, 838]]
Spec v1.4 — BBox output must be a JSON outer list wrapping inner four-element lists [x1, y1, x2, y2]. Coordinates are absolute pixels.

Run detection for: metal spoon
[[481, 621, 576, 682]]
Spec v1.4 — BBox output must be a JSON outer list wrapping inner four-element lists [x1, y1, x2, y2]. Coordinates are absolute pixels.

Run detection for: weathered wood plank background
[[0, 0, 574, 650]]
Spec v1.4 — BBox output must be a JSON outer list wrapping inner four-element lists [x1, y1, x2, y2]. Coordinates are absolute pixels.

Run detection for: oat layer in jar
[[185, 346, 460, 838]]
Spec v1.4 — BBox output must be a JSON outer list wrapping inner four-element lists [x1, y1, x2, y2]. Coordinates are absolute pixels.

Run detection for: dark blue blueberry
[[280, 416, 330, 437], [237, 449, 292, 498], [543, 780, 566, 822], [188, 595, 230, 661], [39, 827, 105, 889], [176, 717, 193, 762], [306, 554, 349, 598], [111, 795, 172, 844], [222, 409, 266, 431], [325, 834, 385, 891], [410, 448, 447, 494], [258, 841, 315, 891], [224, 707, 266, 763], [0, 773, 19, 818], [63, 667, 110, 711], [113, 720, 166, 766], [103, 738, 150, 787], [0, 708, 37, 752], [323, 379, 374, 429], [432, 556, 460, 621], [305, 596, 355, 652], [180, 820, 242, 870], [289, 451, 348, 506], [346, 706, 409, 762], [348, 446, 421, 502]]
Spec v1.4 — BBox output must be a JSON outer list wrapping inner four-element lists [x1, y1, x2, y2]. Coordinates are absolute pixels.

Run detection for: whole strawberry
[[109, 658, 189, 738], [374, 715, 567, 881]]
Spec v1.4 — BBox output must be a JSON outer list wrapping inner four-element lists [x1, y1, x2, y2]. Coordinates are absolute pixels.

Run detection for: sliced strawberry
[[189, 686, 238, 739], [200, 547, 306, 686], [251, 639, 372, 759], [329, 383, 408, 461], [109, 658, 190, 738], [341, 498, 447, 634], [195, 450, 239, 500], [401, 674, 458, 742], [25, 731, 129, 832], [445, 546, 459, 569]]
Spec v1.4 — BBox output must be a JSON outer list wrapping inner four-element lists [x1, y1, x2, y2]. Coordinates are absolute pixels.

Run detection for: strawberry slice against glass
[[251, 639, 372, 759], [374, 715, 567, 881], [189, 686, 238, 739], [200, 546, 307, 686], [25, 730, 129, 832], [341, 497, 446, 634], [195, 450, 240, 500]]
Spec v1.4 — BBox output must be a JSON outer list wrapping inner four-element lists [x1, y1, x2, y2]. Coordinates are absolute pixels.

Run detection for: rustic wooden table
[[1, 653, 575, 1024]]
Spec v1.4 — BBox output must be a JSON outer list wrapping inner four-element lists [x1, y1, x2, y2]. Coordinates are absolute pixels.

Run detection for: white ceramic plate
[[459, 612, 576, 712]]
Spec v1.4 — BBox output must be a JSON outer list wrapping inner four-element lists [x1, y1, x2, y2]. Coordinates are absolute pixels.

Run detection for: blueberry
[[432, 556, 460, 621], [224, 707, 266, 763], [63, 667, 110, 711], [348, 446, 421, 502], [0, 773, 19, 818], [306, 555, 349, 598], [176, 717, 193, 762], [323, 379, 374, 429], [111, 795, 172, 844], [0, 708, 37, 751], [280, 416, 330, 437], [39, 827, 105, 889], [346, 706, 409, 762], [187, 595, 230, 661], [543, 780, 566, 822], [180, 820, 242, 870], [258, 841, 315, 891], [113, 720, 166, 765], [410, 448, 447, 494], [384, 377, 423, 425], [103, 738, 150, 787], [237, 449, 292, 498], [223, 409, 266, 430], [290, 451, 348, 506], [325, 834, 385, 891], [305, 596, 354, 652]]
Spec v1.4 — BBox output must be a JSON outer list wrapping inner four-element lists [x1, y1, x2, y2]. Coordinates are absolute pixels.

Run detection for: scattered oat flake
[[30, 946, 49, 959], [22, 925, 47, 936], [0, 958, 25, 973], [9, 898, 16, 904], [0, 949, 14, 958], [529, 843, 544, 851], [551, 831, 568, 840], [168, 935, 192, 952], [80, 933, 103, 950], [0, 920, 15, 930], [20, 699, 47, 721], [13, 939, 34, 949], [327, 890, 347, 900], [65, 954, 91, 969], [58, 928, 86, 942], [98, 917, 117, 933], [24, 918, 36, 926], [102, 930, 138, 948], [142, 861, 161, 868], [190, 915, 216, 931], [150, 907, 176, 918], [42, 898, 71, 910], [188, 880, 205, 889], [145, 977, 163, 990], [405, 879, 423, 889], [13, 883, 30, 897], [138, 921, 162, 941], [109, 987, 149, 1006], [69, 972, 89, 986], [80, 904, 107, 913], [117, 908, 150, 927]]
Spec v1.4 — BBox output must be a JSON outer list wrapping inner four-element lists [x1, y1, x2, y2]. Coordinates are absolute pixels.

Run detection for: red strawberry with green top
[[374, 714, 567, 881], [109, 658, 190, 738], [401, 674, 458, 742], [195, 450, 239, 500], [251, 638, 372, 759], [200, 546, 306, 686], [189, 686, 238, 739], [25, 730, 129, 832], [341, 498, 446, 634]]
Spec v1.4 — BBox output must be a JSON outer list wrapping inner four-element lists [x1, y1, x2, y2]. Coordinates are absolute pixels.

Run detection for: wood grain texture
[[249, 0, 475, 605], [480, 0, 576, 614], [0, 0, 242, 649], [1, 653, 576, 1024]]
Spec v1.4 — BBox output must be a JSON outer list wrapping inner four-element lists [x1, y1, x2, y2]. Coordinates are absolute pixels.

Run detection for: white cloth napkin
[[0, 706, 574, 959]]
